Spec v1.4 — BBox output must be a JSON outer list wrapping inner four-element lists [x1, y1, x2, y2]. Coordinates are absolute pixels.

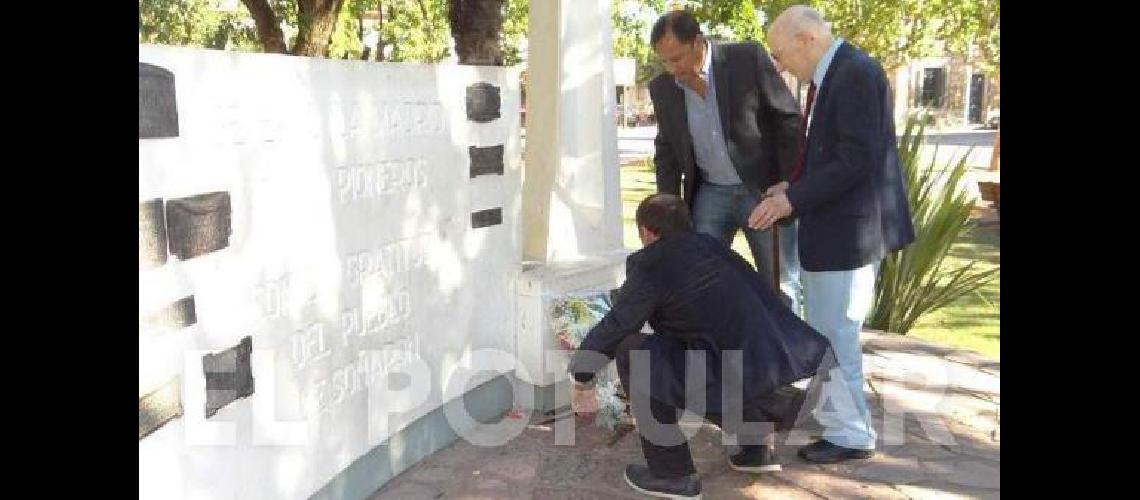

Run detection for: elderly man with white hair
[[750, 5, 916, 464]]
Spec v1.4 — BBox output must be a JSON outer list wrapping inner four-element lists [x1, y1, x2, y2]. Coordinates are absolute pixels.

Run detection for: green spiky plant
[[867, 115, 999, 334]]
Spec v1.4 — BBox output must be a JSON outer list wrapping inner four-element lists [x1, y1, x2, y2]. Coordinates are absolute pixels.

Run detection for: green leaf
[[867, 113, 999, 333]]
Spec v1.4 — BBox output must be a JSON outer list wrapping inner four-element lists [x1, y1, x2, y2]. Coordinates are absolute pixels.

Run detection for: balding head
[[767, 5, 834, 81], [770, 5, 831, 41]]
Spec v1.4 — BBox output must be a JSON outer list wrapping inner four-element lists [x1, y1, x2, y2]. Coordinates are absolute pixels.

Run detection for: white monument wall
[[138, 44, 521, 500]]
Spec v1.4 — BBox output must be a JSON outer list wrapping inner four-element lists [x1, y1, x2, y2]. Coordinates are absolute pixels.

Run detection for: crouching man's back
[[565, 193, 831, 498]]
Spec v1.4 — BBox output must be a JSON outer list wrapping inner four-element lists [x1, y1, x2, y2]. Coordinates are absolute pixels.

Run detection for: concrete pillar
[[516, 0, 629, 392], [522, 0, 623, 263]]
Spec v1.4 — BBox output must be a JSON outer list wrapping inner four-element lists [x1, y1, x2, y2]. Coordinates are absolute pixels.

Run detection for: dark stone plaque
[[466, 82, 501, 123], [203, 336, 255, 418], [140, 296, 197, 333], [139, 198, 168, 267], [166, 192, 232, 260], [139, 63, 179, 138], [139, 376, 182, 440], [469, 145, 505, 178], [471, 207, 503, 229]]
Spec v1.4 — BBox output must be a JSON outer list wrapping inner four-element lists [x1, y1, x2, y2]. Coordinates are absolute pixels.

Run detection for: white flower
[[552, 292, 626, 430]]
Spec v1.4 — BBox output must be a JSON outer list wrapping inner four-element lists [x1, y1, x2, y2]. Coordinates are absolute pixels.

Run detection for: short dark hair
[[636, 193, 694, 237], [650, 10, 703, 47]]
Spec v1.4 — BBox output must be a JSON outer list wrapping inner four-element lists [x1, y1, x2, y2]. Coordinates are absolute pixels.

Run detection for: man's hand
[[556, 331, 574, 351], [570, 382, 598, 417], [748, 192, 794, 230], [765, 181, 789, 197]]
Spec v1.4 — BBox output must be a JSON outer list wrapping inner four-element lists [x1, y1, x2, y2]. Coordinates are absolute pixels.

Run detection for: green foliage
[[867, 115, 999, 333], [754, 0, 999, 74], [140, 0, 257, 49], [500, 0, 528, 65], [328, 0, 366, 59], [380, 0, 452, 62]]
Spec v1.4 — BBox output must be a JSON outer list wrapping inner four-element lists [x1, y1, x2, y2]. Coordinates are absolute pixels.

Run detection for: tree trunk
[[448, 0, 504, 65], [358, 15, 369, 60], [293, 0, 348, 57], [240, 0, 288, 53], [376, 1, 389, 61]]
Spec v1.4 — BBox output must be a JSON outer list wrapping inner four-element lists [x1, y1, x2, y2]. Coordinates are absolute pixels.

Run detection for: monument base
[[515, 251, 630, 389]]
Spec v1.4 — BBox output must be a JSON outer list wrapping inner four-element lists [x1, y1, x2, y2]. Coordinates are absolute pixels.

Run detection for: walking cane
[[771, 216, 781, 293], [758, 190, 782, 294]]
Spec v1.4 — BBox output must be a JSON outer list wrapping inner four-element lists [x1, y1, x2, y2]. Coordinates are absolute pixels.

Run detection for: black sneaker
[[623, 464, 702, 499], [728, 445, 782, 473], [797, 439, 874, 464]]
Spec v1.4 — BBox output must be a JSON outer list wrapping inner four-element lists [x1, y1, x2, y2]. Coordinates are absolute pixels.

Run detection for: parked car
[[985, 109, 1000, 129]]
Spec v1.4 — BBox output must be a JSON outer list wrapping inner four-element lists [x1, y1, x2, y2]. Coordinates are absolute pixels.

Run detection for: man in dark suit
[[749, 5, 916, 464], [648, 10, 805, 313], [568, 194, 831, 499]]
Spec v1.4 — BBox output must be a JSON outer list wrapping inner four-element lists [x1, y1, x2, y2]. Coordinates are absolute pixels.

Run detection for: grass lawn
[[908, 221, 1000, 359]]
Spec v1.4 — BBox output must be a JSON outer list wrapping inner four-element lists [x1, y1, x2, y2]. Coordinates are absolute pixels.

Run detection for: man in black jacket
[[568, 194, 830, 499], [648, 10, 805, 313]]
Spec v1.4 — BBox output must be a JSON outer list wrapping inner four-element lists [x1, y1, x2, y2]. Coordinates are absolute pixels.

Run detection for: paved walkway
[[370, 331, 1000, 499]]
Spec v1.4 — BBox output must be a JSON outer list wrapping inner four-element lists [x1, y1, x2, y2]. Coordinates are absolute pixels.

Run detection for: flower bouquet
[[551, 291, 626, 430]]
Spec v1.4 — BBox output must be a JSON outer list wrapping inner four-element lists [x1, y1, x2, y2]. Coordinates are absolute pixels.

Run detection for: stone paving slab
[[370, 331, 999, 499]]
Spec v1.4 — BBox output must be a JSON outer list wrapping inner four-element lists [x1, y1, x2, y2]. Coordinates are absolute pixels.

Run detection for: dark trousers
[[614, 333, 777, 479]]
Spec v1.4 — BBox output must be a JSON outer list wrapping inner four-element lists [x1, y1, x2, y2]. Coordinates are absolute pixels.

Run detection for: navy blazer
[[786, 42, 916, 272], [568, 232, 830, 413]]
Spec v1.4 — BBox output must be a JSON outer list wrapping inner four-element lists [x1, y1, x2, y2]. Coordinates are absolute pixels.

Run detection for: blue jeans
[[691, 183, 802, 315], [802, 262, 879, 450]]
